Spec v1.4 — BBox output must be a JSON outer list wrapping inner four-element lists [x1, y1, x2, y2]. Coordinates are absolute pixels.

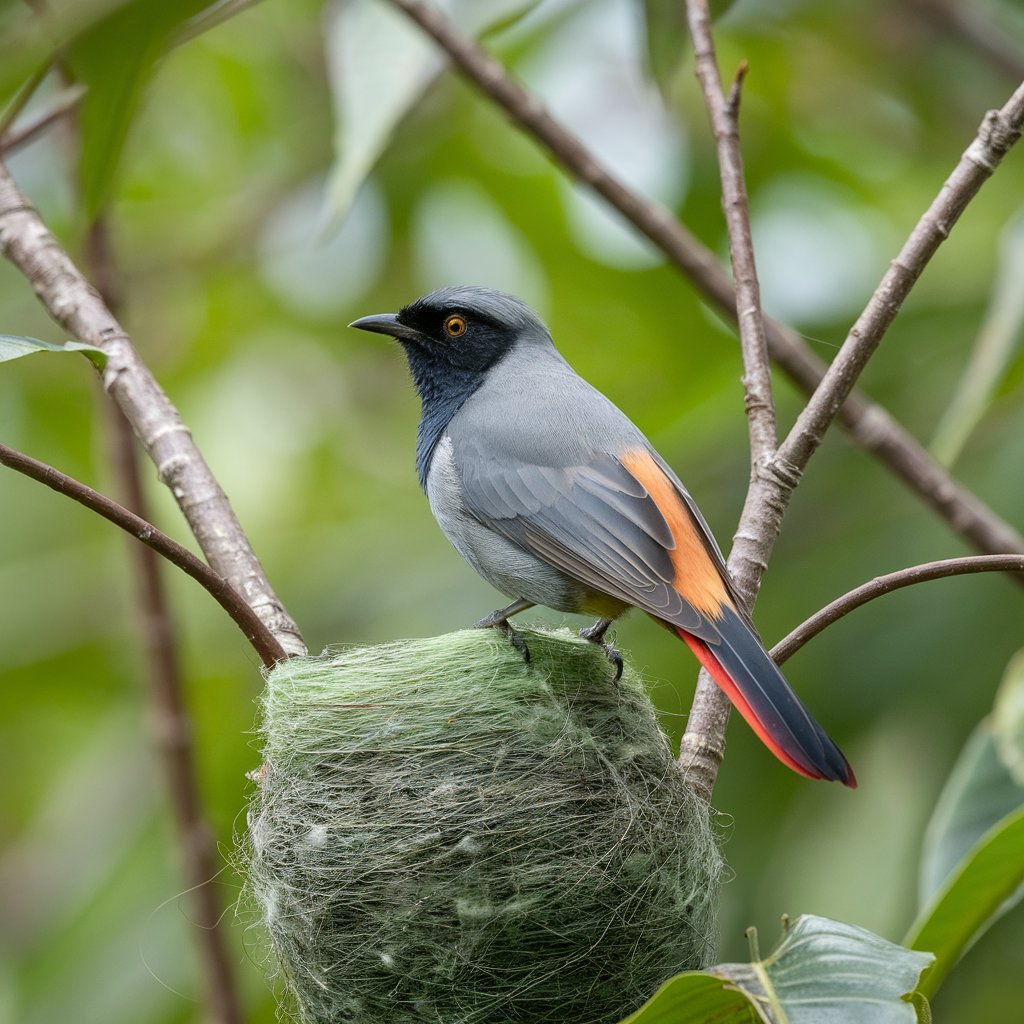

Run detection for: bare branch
[[386, 0, 1024, 570], [0, 440, 287, 668], [772, 555, 1024, 666], [685, 0, 775, 463], [680, 82, 1024, 798], [0, 158, 305, 656], [779, 83, 1024, 476], [0, 83, 86, 154]]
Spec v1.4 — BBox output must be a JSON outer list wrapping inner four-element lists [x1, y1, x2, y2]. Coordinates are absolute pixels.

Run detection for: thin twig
[[771, 555, 1024, 665], [685, 0, 775, 462], [386, 0, 1024, 570], [86, 215, 244, 1024], [0, 440, 287, 668], [0, 158, 305, 656], [0, 83, 86, 154], [680, 82, 1024, 798], [779, 83, 1024, 475]]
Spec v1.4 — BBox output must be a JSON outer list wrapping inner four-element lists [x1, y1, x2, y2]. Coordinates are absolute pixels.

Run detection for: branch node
[[725, 60, 749, 119], [965, 109, 1022, 171]]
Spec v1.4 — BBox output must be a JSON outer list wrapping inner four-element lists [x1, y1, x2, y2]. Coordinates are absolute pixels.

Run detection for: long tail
[[674, 606, 856, 787]]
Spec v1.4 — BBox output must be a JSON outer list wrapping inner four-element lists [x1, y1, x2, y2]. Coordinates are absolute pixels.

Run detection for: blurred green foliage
[[1, 0, 1023, 1021]]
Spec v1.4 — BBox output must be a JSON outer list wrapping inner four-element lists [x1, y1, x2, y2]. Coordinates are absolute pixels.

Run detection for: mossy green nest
[[247, 628, 722, 1024]]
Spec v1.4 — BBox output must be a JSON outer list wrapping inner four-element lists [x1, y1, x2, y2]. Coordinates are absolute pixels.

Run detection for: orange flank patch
[[620, 449, 731, 619]]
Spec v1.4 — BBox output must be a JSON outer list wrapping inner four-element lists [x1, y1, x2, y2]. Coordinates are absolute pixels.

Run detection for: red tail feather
[[677, 627, 855, 786]]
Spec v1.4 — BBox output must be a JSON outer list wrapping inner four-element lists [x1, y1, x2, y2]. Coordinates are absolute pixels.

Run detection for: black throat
[[403, 345, 488, 490]]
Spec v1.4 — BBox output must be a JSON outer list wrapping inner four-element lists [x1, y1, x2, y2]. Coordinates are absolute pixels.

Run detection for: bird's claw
[[476, 612, 531, 664], [579, 618, 623, 684]]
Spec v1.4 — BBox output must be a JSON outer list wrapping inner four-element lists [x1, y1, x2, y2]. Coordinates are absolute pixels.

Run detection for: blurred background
[[1, 0, 1023, 1020]]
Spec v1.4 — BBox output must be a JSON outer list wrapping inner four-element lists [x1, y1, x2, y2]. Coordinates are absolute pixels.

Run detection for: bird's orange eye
[[444, 314, 467, 338]]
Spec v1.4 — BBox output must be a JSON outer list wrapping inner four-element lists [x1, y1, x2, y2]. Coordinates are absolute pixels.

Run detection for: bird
[[350, 285, 854, 786]]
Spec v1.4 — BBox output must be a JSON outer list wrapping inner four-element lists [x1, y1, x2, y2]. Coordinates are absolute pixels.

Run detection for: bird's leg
[[579, 617, 623, 683], [475, 598, 535, 663]]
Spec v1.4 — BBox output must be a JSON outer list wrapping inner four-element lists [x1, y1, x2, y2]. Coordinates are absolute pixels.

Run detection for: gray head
[[350, 286, 552, 486]]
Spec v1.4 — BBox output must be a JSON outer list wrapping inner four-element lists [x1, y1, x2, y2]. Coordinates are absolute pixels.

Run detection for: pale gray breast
[[425, 435, 583, 611]]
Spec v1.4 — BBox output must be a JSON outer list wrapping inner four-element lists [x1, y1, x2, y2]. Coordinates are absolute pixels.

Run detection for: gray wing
[[445, 361, 736, 638]]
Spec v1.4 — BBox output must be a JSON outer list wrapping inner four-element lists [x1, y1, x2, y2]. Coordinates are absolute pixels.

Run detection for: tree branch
[[778, 82, 1024, 476], [685, 1, 775, 461], [0, 158, 306, 656], [0, 83, 86, 155], [85, 212, 243, 1024], [679, 83, 1024, 798], [0, 440, 287, 668], [771, 555, 1024, 666], [386, 0, 1024, 571]]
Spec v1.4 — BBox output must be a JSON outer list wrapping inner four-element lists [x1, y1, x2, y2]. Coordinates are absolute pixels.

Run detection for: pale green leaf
[[0, 335, 105, 368], [639, 0, 738, 99], [906, 806, 1024, 998], [918, 722, 1024, 905], [323, 0, 539, 227], [621, 916, 932, 1024], [993, 647, 1024, 785], [65, 0, 208, 217], [930, 209, 1024, 466]]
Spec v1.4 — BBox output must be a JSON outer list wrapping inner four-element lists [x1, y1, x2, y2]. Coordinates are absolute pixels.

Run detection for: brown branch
[[0, 159, 305, 656], [680, 81, 1024, 797], [685, 2, 775, 462], [108, 403, 246, 1024], [779, 82, 1024, 476], [86, 215, 243, 1024], [386, 0, 1024, 570], [771, 555, 1024, 666], [0, 83, 86, 155], [0, 440, 287, 668]]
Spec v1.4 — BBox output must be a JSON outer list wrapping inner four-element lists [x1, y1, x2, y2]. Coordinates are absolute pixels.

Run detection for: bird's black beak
[[348, 312, 423, 343]]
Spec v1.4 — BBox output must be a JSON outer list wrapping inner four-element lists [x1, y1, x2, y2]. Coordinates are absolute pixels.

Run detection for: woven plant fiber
[[248, 628, 722, 1023]]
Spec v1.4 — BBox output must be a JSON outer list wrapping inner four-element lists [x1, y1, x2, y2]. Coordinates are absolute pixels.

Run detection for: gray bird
[[351, 285, 854, 785]]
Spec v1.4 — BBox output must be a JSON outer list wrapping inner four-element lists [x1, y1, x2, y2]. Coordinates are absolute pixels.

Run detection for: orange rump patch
[[620, 449, 730, 619]]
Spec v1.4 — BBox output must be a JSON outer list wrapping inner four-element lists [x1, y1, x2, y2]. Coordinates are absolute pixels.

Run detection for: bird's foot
[[579, 618, 623, 684], [475, 600, 534, 664]]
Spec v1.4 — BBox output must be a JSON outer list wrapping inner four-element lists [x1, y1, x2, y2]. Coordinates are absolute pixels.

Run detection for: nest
[[247, 628, 722, 1024]]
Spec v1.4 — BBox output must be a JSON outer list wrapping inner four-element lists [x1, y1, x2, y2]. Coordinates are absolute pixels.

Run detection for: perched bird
[[351, 286, 854, 786]]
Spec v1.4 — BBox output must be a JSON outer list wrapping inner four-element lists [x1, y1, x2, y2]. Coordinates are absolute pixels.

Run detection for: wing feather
[[454, 439, 729, 640]]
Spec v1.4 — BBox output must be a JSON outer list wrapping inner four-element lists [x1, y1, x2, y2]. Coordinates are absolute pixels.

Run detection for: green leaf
[[639, 0, 738, 99], [64, 0, 208, 217], [323, 0, 539, 228], [930, 209, 1024, 467], [918, 722, 1024, 905], [906, 805, 1024, 999], [0, 335, 105, 368], [993, 647, 1024, 785], [619, 971, 763, 1023], [621, 916, 932, 1024]]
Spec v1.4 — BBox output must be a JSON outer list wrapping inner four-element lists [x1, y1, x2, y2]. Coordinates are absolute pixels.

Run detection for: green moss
[[247, 628, 722, 1023]]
